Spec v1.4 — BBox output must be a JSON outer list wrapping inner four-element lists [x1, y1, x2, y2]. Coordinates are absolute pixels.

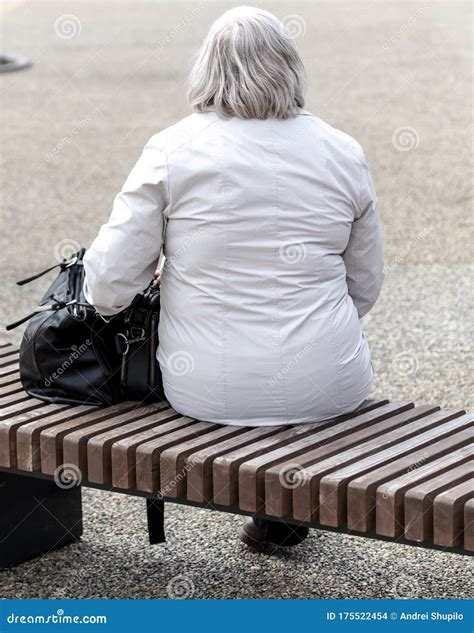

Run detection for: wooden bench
[[0, 340, 472, 567]]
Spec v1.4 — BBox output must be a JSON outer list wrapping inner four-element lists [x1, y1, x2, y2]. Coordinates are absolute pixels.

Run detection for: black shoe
[[240, 517, 309, 550]]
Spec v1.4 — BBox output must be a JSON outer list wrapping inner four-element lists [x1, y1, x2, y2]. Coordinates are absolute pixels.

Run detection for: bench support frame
[[0, 470, 83, 569], [147, 498, 166, 544]]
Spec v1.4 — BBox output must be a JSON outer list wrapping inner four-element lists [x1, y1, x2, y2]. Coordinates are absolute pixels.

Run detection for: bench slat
[[0, 373, 23, 387], [374, 438, 473, 537], [16, 402, 142, 472], [61, 404, 168, 478], [317, 411, 470, 527], [463, 498, 474, 551], [404, 462, 473, 544], [293, 408, 469, 523], [160, 426, 255, 498], [87, 406, 179, 484], [0, 380, 24, 398], [0, 350, 20, 364], [0, 398, 52, 420], [263, 402, 418, 518], [111, 416, 198, 489], [0, 362, 20, 377], [186, 426, 284, 503], [0, 403, 73, 468], [239, 402, 417, 514], [433, 479, 474, 548], [135, 422, 220, 492], [39, 402, 140, 474], [339, 412, 469, 531], [0, 391, 30, 409], [211, 399, 391, 507], [213, 401, 396, 505]]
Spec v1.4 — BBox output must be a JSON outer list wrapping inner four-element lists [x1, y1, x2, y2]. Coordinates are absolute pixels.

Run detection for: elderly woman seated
[[84, 6, 384, 550]]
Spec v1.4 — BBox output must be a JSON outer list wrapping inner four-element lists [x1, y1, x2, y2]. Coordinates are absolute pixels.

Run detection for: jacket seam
[[327, 309, 345, 412], [269, 124, 290, 423], [214, 144, 230, 422], [164, 117, 222, 216]]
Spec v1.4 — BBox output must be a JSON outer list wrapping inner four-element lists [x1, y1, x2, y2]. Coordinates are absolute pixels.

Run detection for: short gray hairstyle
[[187, 6, 306, 120]]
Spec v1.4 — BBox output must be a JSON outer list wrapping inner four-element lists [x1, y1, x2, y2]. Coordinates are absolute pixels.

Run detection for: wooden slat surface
[[18, 401, 140, 472], [404, 467, 473, 544], [291, 405, 455, 523], [111, 415, 197, 489], [0, 348, 472, 552], [211, 399, 389, 507], [433, 479, 473, 547], [0, 350, 20, 364], [262, 402, 416, 517], [0, 362, 20, 376], [0, 380, 24, 398], [87, 405, 179, 485], [375, 439, 473, 537], [463, 499, 474, 551], [317, 410, 469, 527], [62, 404, 168, 478]]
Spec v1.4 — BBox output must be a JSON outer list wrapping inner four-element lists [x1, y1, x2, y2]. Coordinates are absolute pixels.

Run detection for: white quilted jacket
[[83, 109, 384, 426]]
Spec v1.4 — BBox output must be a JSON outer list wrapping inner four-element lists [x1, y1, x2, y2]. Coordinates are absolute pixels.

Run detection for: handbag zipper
[[5, 299, 84, 331]]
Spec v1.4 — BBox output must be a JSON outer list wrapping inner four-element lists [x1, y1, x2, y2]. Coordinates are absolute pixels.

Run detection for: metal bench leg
[[146, 498, 166, 544], [0, 471, 83, 569]]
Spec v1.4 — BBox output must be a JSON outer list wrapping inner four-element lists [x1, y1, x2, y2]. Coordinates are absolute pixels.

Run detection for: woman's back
[[83, 6, 383, 427], [154, 109, 383, 425]]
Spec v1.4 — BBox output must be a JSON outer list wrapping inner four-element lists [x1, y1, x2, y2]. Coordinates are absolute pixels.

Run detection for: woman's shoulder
[[146, 112, 221, 155], [305, 114, 365, 165]]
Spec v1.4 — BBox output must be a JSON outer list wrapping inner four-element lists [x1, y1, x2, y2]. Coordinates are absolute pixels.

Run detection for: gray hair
[[187, 6, 306, 120]]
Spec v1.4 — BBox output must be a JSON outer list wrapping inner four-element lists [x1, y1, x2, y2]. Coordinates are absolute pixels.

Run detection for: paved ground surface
[[1, 0, 472, 599]]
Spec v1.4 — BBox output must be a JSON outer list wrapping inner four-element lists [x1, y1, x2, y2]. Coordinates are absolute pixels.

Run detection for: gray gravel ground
[[1, 0, 472, 599]]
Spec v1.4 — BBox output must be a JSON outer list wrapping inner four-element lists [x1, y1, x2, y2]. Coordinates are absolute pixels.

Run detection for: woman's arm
[[343, 156, 384, 318], [83, 135, 168, 316]]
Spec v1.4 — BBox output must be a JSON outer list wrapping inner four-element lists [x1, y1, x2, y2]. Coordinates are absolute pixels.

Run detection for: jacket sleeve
[[343, 155, 384, 318], [83, 136, 168, 316]]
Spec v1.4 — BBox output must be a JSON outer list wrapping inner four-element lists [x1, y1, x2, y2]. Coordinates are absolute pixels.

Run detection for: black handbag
[[6, 248, 164, 406], [116, 283, 164, 403]]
